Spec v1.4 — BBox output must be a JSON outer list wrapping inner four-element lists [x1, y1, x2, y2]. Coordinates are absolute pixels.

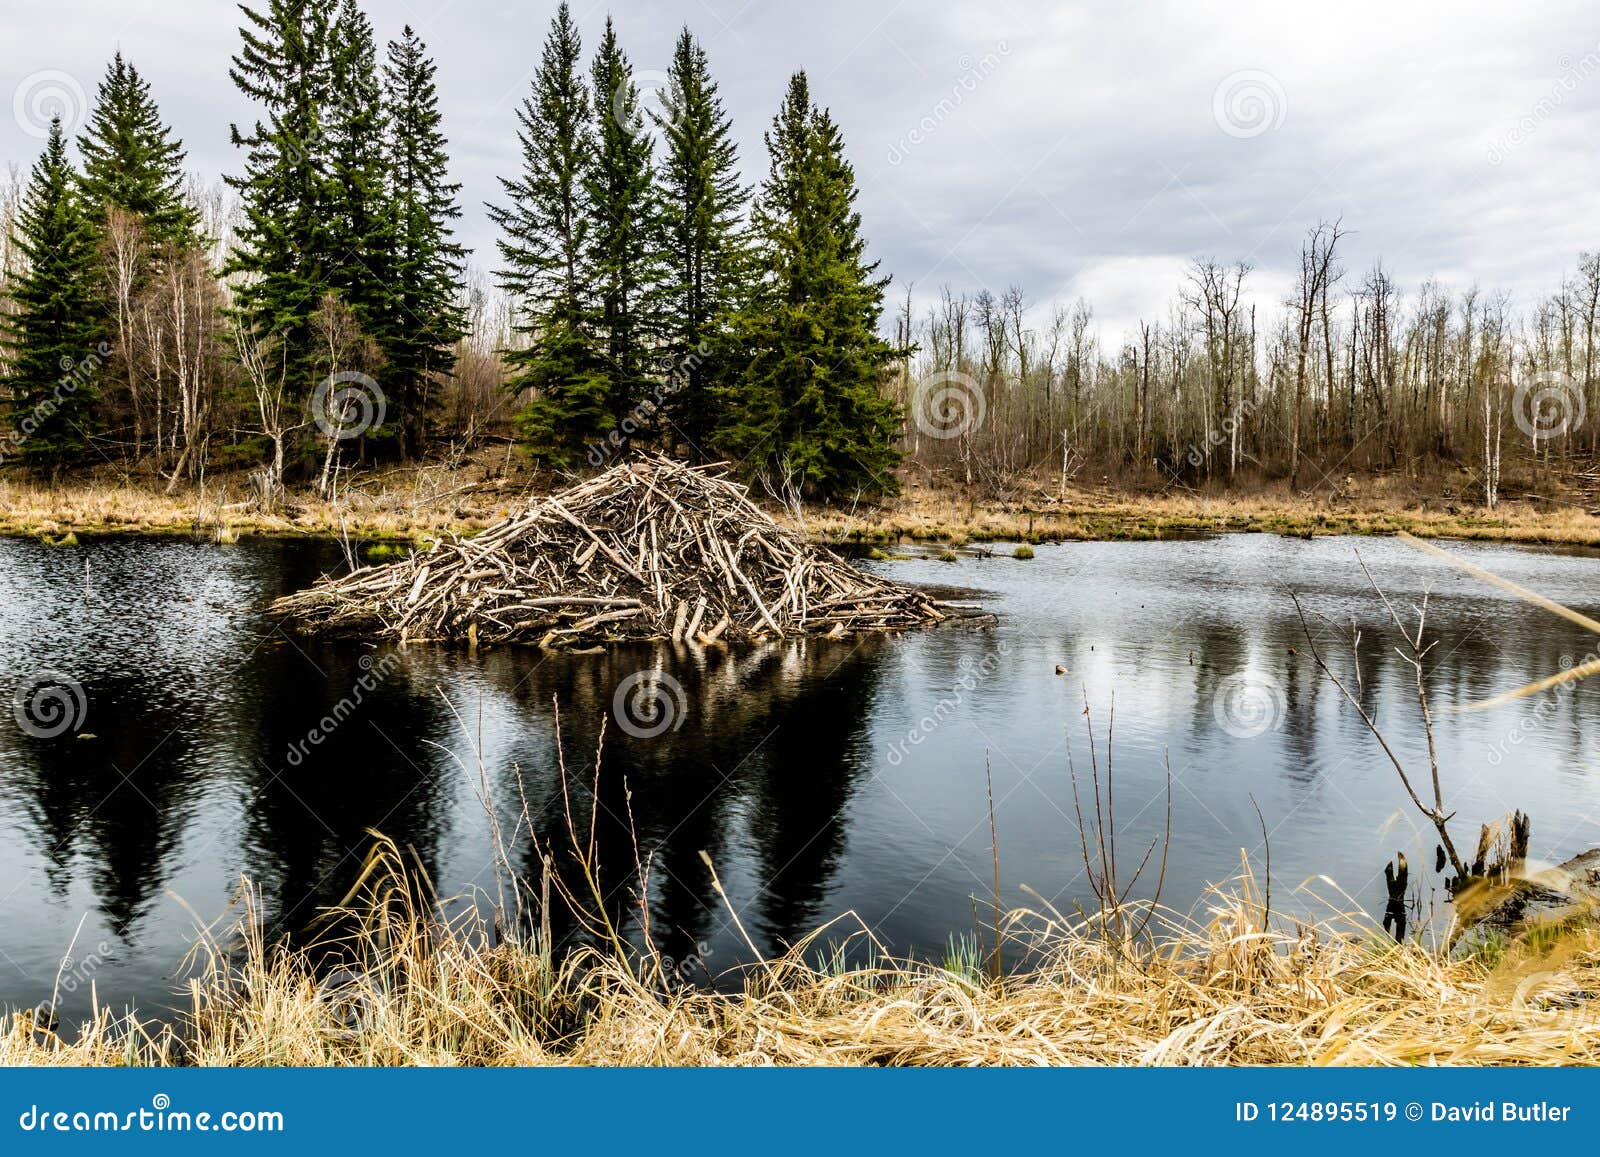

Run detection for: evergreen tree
[[324, 0, 392, 356], [487, 1, 604, 466], [717, 72, 902, 496], [584, 16, 660, 444], [77, 51, 203, 461], [381, 24, 466, 458], [225, 0, 338, 377], [76, 52, 199, 249], [1, 120, 106, 472], [654, 27, 747, 452]]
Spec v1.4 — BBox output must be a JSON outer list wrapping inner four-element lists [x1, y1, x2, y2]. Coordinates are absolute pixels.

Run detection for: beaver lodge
[[268, 456, 979, 649]]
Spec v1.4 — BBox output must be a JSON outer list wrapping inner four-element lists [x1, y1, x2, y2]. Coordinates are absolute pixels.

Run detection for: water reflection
[[473, 638, 891, 961], [1, 533, 1599, 1022], [10, 668, 203, 937], [234, 643, 452, 932]]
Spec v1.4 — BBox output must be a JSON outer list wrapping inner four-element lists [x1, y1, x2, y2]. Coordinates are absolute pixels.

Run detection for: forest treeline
[[900, 229, 1600, 508], [0, 0, 899, 498], [1, 0, 1596, 505]]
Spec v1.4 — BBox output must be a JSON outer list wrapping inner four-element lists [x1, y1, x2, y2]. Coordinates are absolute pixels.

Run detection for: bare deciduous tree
[[231, 315, 302, 509], [311, 293, 382, 500], [1289, 220, 1345, 488]]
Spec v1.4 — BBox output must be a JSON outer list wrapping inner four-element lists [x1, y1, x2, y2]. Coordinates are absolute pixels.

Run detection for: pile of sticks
[[268, 456, 964, 648]]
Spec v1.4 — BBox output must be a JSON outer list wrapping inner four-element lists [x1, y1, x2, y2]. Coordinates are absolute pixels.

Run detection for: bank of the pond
[[4, 859, 1597, 1067], [4, 473, 1600, 550]]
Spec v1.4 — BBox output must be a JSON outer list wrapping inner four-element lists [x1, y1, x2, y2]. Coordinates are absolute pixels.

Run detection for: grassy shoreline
[[5, 471, 1600, 550], [4, 849, 1595, 1067]]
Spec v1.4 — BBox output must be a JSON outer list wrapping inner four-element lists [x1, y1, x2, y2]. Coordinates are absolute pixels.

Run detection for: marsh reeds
[[6, 848, 1600, 1066]]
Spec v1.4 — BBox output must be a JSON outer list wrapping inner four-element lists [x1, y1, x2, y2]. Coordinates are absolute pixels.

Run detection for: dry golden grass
[[802, 469, 1600, 547], [4, 460, 1599, 548], [0, 470, 522, 543], [4, 841, 1597, 1068]]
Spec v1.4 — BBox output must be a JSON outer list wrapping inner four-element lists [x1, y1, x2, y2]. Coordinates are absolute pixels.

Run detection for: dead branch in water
[[1286, 565, 1468, 882]]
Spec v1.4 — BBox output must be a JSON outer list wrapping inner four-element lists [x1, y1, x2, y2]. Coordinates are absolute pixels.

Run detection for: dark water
[[2, 532, 1599, 1022]]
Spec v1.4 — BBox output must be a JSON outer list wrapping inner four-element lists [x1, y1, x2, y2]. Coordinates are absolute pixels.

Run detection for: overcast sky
[[5, 0, 1600, 343]]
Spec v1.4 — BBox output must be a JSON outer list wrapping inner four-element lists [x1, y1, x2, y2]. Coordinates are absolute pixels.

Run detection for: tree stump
[[1382, 853, 1409, 941]]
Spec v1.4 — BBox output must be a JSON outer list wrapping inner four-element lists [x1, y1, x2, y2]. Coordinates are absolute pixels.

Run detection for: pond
[[1, 531, 1598, 1023]]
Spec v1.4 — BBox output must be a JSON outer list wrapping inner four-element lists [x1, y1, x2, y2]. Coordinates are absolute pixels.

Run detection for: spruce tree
[[76, 52, 199, 249], [717, 72, 902, 496], [584, 16, 660, 446], [1, 119, 106, 472], [226, 0, 337, 377], [324, 0, 392, 360], [654, 27, 746, 452], [77, 52, 202, 460], [382, 24, 466, 458], [487, 1, 604, 466]]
